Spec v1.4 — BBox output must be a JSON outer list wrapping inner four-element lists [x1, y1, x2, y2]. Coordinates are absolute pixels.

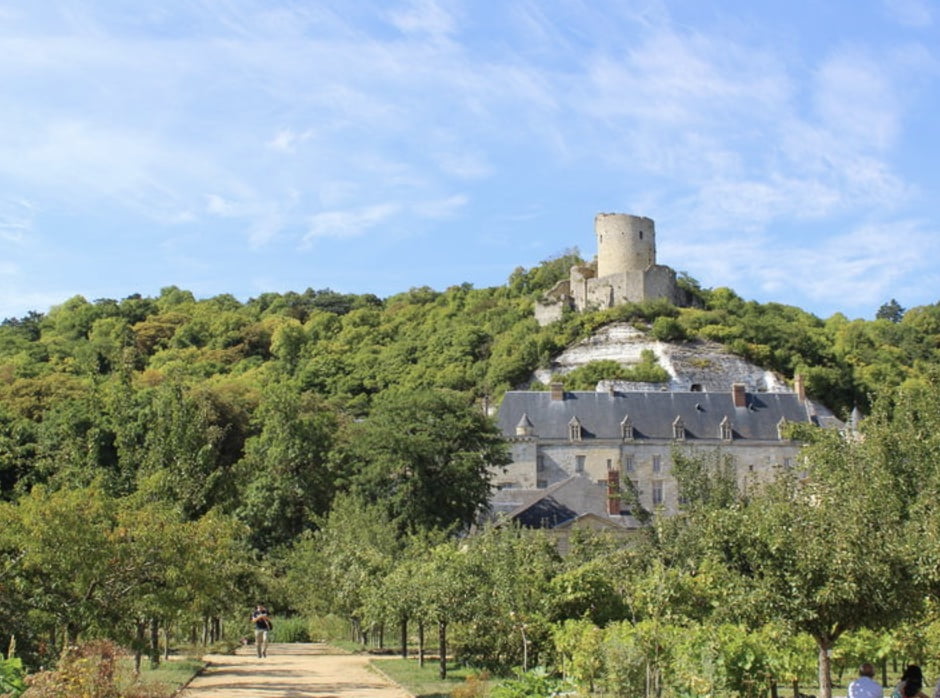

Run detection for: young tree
[[686, 429, 918, 698]]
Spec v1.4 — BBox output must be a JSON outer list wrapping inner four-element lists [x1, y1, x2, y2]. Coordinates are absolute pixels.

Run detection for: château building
[[489, 378, 838, 540]]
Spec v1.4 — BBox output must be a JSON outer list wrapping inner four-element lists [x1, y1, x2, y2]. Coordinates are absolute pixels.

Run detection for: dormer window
[[620, 415, 634, 441], [568, 416, 582, 442], [515, 413, 534, 437], [720, 416, 732, 442], [672, 416, 685, 441]]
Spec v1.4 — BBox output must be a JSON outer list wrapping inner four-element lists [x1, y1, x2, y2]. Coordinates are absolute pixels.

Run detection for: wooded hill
[[2, 251, 940, 691], [1, 251, 938, 519]]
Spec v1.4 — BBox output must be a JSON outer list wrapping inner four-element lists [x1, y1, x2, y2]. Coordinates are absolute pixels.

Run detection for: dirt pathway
[[177, 642, 413, 697]]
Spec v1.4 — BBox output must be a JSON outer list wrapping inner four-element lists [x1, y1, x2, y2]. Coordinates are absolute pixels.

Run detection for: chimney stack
[[607, 470, 621, 515], [794, 374, 806, 402], [550, 382, 565, 401], [732, 383, 747, 408]]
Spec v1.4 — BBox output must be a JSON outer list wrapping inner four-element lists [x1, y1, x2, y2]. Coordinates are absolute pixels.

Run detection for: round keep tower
[[595, 213, 655, 278]]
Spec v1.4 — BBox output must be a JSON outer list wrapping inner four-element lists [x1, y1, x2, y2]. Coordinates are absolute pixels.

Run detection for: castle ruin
[[535, 213, 687, 325]]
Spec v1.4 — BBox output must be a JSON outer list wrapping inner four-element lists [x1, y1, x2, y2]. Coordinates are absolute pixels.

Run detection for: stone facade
[[491, 384, 819, 522], [535, 213, 687, 325]]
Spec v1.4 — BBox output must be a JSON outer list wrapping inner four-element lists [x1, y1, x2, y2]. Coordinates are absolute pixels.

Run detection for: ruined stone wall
[[642, 265, 681, 304]]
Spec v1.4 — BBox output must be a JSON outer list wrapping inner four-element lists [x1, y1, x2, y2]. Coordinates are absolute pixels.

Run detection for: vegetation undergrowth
[[373, 658, 488, 698]]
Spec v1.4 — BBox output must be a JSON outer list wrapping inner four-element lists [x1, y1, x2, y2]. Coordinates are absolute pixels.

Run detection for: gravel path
[[177, 642, 413, 697]]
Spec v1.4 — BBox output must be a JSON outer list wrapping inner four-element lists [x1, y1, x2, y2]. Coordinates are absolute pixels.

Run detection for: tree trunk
[[817, 638, 833, 698], [400, 617, 408, 659], [134, 619, 145, 675], [378, 623, 384, 649], [438, 620, 447, 680], [418, 622, 425, 668], [881, 658, 888, 689], [770, 677, 778, 698], [201, 617, 209, 646], [792, 679, 799, 698], [520, 624, 529, 673], [163, 622, 170, 661], [149, 617, 160, 669]]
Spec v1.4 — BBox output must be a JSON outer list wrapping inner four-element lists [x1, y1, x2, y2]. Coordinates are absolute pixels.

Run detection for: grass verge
[[373, 658, 490, 698], [118, 656, 206, 697]]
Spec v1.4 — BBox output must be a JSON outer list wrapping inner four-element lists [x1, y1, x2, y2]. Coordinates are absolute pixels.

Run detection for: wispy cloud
[[413, 194, 468, 219], [882, 0, 933, 27], [0, 198, 36, 243], [303, 203, 401, 243]]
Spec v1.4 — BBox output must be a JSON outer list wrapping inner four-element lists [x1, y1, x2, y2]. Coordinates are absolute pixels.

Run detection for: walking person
[[250, 604, 273, 658], [849, 662, 883, 698], [892, 665, 929, 698]]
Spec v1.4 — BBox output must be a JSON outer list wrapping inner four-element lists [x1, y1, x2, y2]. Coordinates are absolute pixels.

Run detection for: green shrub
[[270, 616, 310, 643], [307, 614, 350, 643], [0, 655, 26, 697], [651, 315, 688, 342], [489, 666, 572, 698]]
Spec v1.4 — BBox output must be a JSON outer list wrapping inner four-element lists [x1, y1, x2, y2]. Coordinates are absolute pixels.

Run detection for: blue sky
[[1, 0, 939, 321]]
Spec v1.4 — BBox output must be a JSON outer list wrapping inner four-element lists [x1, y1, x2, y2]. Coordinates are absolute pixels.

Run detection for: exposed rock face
[[532, 323, 789, 394]]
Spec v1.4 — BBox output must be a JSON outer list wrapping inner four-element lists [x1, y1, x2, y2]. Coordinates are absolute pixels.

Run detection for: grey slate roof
[[497, 389, 814, 441], [494, 475, 633, 529]]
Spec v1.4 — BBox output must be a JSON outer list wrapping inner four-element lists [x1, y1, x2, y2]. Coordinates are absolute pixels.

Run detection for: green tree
[[335, 389, 511, 533], [876, 298, 905, 323], [236, 383, 338, 549], [686, 427, 917, 698], [285, 494, 399, 641]]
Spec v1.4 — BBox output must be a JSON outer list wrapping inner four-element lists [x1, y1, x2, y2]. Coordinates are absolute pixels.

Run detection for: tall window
[[652, 455, 662, 473], [536, 455, 545, 472], [652, 480, 664, 506], [624, 454, 635, 472], [575, 455, 586, 473]]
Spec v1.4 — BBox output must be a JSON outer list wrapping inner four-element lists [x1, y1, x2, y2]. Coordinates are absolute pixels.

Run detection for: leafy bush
[[270, 616, 311, 643], [651, 315, 688, 342], [0, 655, 26, 697], [307, 614, 350, 643], [554, 350, 669, 390], [23, 640, 122, 698], [489, 666, 572, 698]]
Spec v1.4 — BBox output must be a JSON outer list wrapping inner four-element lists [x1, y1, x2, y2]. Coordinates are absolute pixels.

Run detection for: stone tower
[[595, 213, 655, 277], [534, 213, 686, 326]]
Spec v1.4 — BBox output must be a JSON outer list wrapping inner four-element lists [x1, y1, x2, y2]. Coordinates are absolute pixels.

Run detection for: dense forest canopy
[[2, 252, 938, 526]]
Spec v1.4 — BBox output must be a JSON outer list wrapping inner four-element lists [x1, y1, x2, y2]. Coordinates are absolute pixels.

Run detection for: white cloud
[[0, 198, 36, 244], [267, 128, 314, 153], [813, 49, 900, 151], [883, 0, 933, 27], [303, 204, 401, 243], [387, 0, 457, 38], [413, 194, 468, 219]]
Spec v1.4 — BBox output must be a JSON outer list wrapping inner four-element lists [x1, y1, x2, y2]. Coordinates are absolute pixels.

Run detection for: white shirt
[[848, 675, 883, 698]]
